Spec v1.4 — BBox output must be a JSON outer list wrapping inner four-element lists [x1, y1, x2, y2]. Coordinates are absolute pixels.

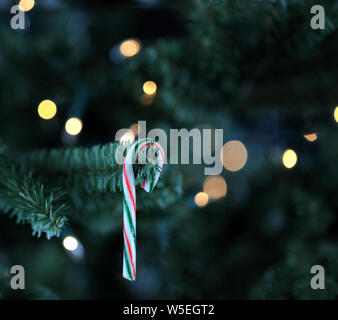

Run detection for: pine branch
[[0, 140, 181, 238], [0, 143, 68, 239], [26, 142, 162, 194], [0, 169, 68, 239]]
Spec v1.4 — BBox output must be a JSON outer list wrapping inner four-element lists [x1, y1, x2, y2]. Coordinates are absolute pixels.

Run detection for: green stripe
[[123, 198, 136, 240], [133, 140, 141, 162], [149, 150, 159, 192], [149, 175, 155, 192], [124, 247, 134, 280]]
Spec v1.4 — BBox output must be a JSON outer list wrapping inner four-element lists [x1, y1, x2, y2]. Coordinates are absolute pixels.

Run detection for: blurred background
[[0, 0, 338, 299]]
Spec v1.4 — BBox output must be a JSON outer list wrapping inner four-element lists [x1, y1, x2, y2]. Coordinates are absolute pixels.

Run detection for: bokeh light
[[334, 106, 338, 123], [130, 123, 139, 135], [140, 94, 154, 106], [37, 99, 57, 120], [65, 117, 83, 136], [282, 149, 297, 169], [120, 39, 141, 57], [19, 0, 35, 11], [303, 133, 318, 142], [194, 192, 209, 207], [63, 236, 79, 251], [120, 131, 135, 144], [143, 81, 157, 95], [221, 140, 248, 172], [203, 175, 227, 199]]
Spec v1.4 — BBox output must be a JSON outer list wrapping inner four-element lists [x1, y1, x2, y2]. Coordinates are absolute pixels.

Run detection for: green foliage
[[0, 143, 68, 238], [0, 141, 180, 239], [0, 172, 68, 239], [0, 0, 337, 300], [26, 142, 159, 193]]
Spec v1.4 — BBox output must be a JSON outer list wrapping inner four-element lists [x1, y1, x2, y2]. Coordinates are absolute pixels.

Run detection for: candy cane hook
[[122, 138, 165, 281]]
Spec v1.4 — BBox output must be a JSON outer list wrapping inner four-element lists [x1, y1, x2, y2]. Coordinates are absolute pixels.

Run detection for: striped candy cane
[[122, 138, 165, 281]]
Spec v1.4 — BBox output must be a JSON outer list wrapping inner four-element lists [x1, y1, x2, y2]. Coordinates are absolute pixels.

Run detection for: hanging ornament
[[122, 138, 165, 281]]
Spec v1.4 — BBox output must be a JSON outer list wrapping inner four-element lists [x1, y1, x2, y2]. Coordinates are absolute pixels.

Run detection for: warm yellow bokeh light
[[65, 117, 83, 136], [120, 39, 141, 57], [194, 192, 209, 207], [143, 81, 157, 95], [303, 133, 318, 142], [140, 94, 154, 106], [130, 123, 139, 135], [203, 175, 227, 199], [120, 131, 135, 144], [334, 106, 338, 123], [19, 0, 35, 11], [221, 140, 248, 172], [63, 236, 78, 251], [37, 99, 57, 120], [282, 149, 298, 169]]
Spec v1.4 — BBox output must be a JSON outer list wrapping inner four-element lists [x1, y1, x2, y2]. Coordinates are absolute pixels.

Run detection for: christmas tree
[[0, 0, 337, 299]]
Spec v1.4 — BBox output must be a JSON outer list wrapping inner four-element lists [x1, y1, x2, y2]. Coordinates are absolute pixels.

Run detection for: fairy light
[[334, 106, 338, 123], [282, 149, 297, 169], [203, 175, 227, 199], [303, 133, 318, 142], [37, 99, 57, 120], [221, 140, 248, 172], [194, 192, 209, 207], [65, 117, 83, 136], [19, 0, 35, 11], [120, 39, 141, 57], [63, 236, 79, 251], [143, 81, 157, 96]]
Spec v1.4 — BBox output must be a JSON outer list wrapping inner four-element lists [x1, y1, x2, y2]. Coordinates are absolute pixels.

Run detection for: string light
[[334, 106, 338, 123], [63, 236, 79, 251], [303, 133, 318, 142], [19, 0, 35, 11], [194, 192, 209, 207], [65, 117, 83, 136], [120, 39, 141, 57], [37, 99, 57, 120], [143, 81, 157, 96], [282, 149, 297, 169], [221, 140, 248, 172], [203, 175, 227, 199]]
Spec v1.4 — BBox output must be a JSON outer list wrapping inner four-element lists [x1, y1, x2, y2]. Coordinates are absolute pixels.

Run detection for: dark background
[[0, 0, 337, 299]]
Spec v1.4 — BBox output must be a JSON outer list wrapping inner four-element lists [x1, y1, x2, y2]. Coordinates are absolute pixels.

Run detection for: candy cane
[[122, 138, 165, 281]]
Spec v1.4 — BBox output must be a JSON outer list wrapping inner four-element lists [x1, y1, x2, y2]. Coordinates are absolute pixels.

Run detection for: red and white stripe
[[122, 138, 165, 281]]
